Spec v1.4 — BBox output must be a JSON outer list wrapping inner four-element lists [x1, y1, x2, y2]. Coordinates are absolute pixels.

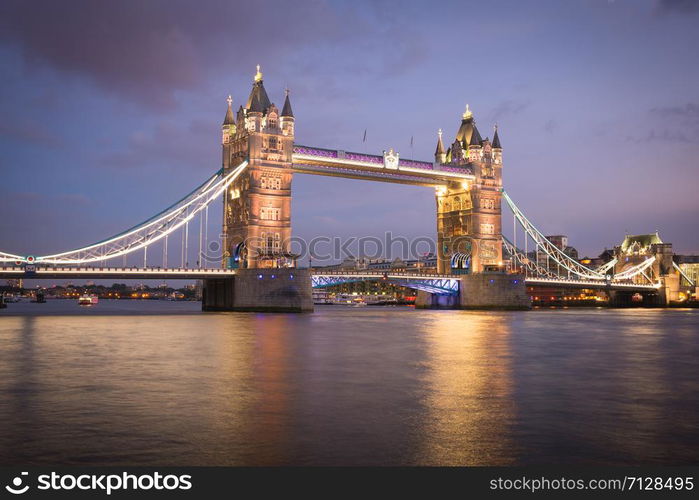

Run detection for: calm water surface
[[1, 300, 698, 465]]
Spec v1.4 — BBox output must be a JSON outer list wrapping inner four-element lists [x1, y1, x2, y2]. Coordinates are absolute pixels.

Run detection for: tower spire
[[281, 88, 294, 118], [492, 124, 501, 149], [435, 128, 446, 163], [463, 103, 473, 120], [223, 94, 234, 125], [246, 65, 271, 113]]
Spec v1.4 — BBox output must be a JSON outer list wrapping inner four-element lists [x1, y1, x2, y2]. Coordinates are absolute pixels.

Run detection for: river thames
[[1, 301, 697, 466]]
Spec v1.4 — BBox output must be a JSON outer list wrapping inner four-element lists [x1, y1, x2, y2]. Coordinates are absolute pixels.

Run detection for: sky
[[0, 0, 698, 270]]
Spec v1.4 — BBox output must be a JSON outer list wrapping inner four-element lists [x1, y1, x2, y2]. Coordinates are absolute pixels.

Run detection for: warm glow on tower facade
[[221, 67, 296, 269]]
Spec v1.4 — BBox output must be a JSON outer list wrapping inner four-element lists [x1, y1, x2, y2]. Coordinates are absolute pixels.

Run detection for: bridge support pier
[[202, 268, 313, 312], [459, 272, 530, 310], [415, 291, 460, 309], [416, 272, 530, 310], [607, 289, 662, 307]]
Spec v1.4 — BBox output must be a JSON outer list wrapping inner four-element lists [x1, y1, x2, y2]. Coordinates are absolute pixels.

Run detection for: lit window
[[261, 207, 280, 221], [481, 198, 495, 210], [480, 223, 495, 235], [260, 175, 282, 190]]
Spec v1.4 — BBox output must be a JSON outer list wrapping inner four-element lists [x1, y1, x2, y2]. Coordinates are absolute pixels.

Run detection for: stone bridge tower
[[221, 66, 295, 269], [434, 105, 503, 274], [203, 66, 311, 312]]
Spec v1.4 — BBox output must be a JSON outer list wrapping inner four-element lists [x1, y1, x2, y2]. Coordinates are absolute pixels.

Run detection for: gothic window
[[480, 223, 495, 235], [268, 119, 277, 129], [481, 198, 495, 210], [268, 136, 278, 149], [260, 207, 280, 221], [260, 175, 282, 190]]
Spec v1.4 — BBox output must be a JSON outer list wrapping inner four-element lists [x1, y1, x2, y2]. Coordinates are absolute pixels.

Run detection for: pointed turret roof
[[281, 89, 294, 118], [223, 95, 234, 125], [435, 129, 445, 156], [455, 104, 476, 146], [492, 125, 501, 149], [245, 65, 271, 113], [469, 123, 482, 147]]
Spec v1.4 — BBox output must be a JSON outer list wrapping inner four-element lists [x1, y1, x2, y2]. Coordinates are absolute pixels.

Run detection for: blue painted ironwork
[[311, 274, 460, 295]]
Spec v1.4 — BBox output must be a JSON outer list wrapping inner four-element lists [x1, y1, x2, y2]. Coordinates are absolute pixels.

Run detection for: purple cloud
[[656, 0, 699, 14], [0, 0, 430, 110]]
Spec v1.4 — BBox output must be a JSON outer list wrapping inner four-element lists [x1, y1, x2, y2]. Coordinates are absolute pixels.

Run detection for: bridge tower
[[434, 105, 503, 274], [613, 232, 680, 304], [221, 65, 295, 270], [203, 66, 312, 312]]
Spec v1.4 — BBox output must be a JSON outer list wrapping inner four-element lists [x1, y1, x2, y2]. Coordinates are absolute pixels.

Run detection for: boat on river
[[78, 294, 99, 305]]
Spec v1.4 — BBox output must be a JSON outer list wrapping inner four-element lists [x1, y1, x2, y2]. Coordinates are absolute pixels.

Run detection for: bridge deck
[[292, 145, 474, 186], [0, 267, 659, 291], [524, 276, 660, 291], [0, 267, 237, 280]]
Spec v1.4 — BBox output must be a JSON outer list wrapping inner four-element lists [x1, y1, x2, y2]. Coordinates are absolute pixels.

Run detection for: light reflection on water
[[416, 313, 516, 465], [0, 301, 697, 465]]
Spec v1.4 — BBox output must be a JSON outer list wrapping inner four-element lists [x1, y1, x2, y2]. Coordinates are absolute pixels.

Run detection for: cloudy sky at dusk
[[1, 0, 698, 267]]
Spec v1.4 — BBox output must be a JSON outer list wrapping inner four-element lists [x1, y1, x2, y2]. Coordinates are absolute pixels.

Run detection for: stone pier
[[202, 268, 313, 312], [459, 272, 530, 310], [416, 272, 530, 310], [415, 291, 460, 309]]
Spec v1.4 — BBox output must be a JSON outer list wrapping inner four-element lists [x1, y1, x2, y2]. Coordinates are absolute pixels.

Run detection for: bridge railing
[[0, 266, 237, 274]]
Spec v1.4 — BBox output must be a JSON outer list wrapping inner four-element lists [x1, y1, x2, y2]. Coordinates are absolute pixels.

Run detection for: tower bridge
[[0, 65, 691, 311]]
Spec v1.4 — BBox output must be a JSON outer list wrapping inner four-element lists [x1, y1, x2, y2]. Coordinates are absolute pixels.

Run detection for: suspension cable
[[31, 161, 248, 265], [503, 190, 605, 280]]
